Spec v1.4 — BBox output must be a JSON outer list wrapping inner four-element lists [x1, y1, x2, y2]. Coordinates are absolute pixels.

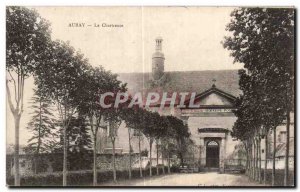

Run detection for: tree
[[223, 8, 294, 186], [37, 40, 88, 186], [121, 106, 145, 179], [51, 114, 92, 171], [65, 115, 92, 171], [162, 115, 190, 172], [161, 138, 176, 174], [230, 71, 264, 181], [142, 111, 160, 177], [25, 87, 58, 173], [231, 69, 283, 182], [101, 83, 127, 182], [162, 116, 177, 173], [64, 115, 92, 153], [106, 109, 124, 182], [6, 6, 51, 185], [169, 116, 190, 166], [25, 88, 58, 154], [232, 101, 251, 179], [125, 109, 134, 179], [78, 66, 124, 185], [133, 107, 147, 177], [154, 116, 168, 176]]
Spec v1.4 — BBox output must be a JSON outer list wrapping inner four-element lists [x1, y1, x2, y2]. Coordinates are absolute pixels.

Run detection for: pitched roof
[[117, 69, 241, 97], [183, 86, 237, 108]]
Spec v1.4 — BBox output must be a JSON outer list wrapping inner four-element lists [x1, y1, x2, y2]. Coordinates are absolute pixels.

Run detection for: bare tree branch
[[6, 80, 16, 115], [7, 70, 18, 103]]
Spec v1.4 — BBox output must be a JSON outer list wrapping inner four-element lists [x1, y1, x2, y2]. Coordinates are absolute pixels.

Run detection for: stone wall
[[97, 153, 139, 171]]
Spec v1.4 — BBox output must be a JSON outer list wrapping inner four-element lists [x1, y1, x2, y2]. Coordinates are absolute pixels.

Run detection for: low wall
[[7, 153, 141, 177], [97, 153, 139, 171]]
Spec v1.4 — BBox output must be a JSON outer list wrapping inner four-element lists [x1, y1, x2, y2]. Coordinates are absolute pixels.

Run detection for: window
[[207, 141, 218, 146]]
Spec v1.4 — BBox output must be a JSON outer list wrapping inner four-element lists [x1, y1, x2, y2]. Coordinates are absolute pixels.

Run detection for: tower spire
[[152, 37, 165, 80]]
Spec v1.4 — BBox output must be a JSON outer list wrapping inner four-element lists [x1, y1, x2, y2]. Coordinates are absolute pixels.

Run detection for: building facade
[[96, 37, 294, 172]]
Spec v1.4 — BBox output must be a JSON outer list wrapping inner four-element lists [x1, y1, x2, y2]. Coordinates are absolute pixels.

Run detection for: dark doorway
[[206, 140, 219, 168]]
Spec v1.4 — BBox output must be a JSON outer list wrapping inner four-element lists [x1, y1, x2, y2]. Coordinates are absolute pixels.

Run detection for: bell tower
[[152, 37, 165, 80]]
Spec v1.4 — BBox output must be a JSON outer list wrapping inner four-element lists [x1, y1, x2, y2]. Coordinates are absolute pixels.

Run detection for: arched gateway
[[206, 140, 220, 168], [197, 128, 230, 172]]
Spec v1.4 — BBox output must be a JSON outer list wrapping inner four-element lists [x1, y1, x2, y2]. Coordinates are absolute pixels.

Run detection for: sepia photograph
[[6, 6, 295, 187]]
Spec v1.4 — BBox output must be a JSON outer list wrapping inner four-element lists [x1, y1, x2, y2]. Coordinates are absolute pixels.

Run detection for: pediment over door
[[183, 86, 236, 109], [198, 92, 232, 106]]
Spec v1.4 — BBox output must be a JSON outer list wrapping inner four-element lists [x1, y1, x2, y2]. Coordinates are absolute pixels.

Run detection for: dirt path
[[100, 172, 267, 186]]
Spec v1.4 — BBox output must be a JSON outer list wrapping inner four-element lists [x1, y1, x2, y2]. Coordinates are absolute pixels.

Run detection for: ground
[[100, 172, 267, 187]]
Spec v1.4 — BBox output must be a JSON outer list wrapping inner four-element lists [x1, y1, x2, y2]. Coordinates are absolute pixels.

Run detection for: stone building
[[95, 37, 294, 172], [94, 37, 240, 172]]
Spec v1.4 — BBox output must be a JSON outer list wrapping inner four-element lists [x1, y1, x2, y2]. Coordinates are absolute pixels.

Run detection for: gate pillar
[[199, 137, 205, 170], [219, 133, 227, 173]]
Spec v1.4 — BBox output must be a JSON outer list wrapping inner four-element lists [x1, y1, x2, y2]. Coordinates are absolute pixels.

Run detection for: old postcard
[[6, 6, 295, 187]]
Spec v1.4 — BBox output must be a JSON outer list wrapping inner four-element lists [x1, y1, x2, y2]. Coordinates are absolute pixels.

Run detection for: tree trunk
[[156, 140, 159, 176], [247, 144, 250, 177], [7, 78, 24, 186], [244, 146, 247, 176], [284, 111, 290, 186], [35, 99, 42, 174], [138, 132, 143, 178], [93, 136, 97, 186], [63, 122, 67, 186], [250, 140, 253, 180], [34, 136, 40, 174], [250, 141, 254, 179], [252, 141, 255, 180], [248, 143, 251, 178], [14, 115, 21, 186], [258, 137, 262, 183], [272, 127, 276, 186], [179, 153, 183, 167], [112, 138, 117, 182], [255, 138, 259, 181], [149, 140, 152, 177], [162, 154, 165, 174], [34, 155, 37, 175], [128, 128, 132, 179], [167, 152, 171, 174], [244, 143, 249, 176], [245, 143, 249, 176], [264, 132, 268, 185], [253, 138, 257, 181], [249, 144, 252, 177]]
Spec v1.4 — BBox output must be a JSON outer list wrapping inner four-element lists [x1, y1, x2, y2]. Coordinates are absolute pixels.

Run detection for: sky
[[7, 6, 244, 145], [33, 6, 243, 73]]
